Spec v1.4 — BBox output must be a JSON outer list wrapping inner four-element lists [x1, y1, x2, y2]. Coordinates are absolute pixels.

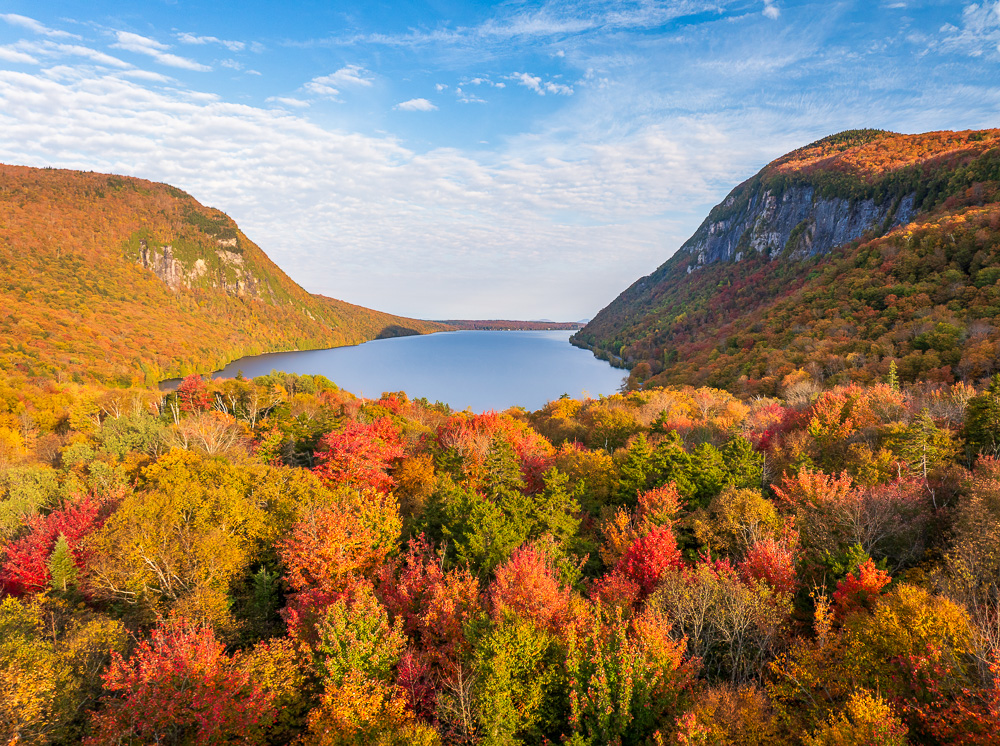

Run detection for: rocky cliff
[[681, 185, 916, 270]]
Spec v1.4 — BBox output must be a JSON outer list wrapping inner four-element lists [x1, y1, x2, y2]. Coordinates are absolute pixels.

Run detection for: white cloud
[[111, 31, 211, 71], [435, 82, 448, 91], [395, 97, 437, 111], [303, 79, 339, 98], [0, 46, 38, 64], [467, 76, 505, 88], [176, 32, 246, 52], [115, 69, 173, 83], [0, 13, 79, 39], [940, 1, 1000, 56], [511, 71, 573, 95], [303, 65, 373, 98], [220, 59, 243, 70], [267, 95, 310, 108], [326, 64, 374, 86], [0, 63, 780, 318], [763, 1, 781, 20], [13, 40, 130, 68], [456, 87, 486, 104]]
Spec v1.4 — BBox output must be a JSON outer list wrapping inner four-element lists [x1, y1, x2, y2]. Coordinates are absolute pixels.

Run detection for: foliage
[[3, 360, 1000, 743], [86, 618, 274, 745]]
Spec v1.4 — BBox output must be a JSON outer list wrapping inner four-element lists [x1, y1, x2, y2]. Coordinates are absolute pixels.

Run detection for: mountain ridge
[[573, 128, 1000, 394], [0, 164, 450, 386]]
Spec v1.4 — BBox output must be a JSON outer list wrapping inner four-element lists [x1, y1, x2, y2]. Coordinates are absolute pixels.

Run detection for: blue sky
[[0, 1, 998, 319]]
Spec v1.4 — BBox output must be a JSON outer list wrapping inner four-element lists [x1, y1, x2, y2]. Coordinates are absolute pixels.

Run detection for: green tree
[[689, 443, 728, 506], [615, 434, 655, 507], [722, 436, 764, 490], [47, 535, 78, 594], [475, 617, 558, 745], [964, 374, 1000, 456]]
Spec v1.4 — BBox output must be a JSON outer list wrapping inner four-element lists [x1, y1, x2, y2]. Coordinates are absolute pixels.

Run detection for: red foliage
[[636, 483, 684, 527], [0, 495, 105, 596], [86, 619, 274, 746], [313, 417, 405, 493], [772, 468, 854, 511], [489, 545, 569, 634], [377, 535, 447, 639], [377, 536, 483, 674], [900, 648, 1000, 745], [738, 538, 798, 596], [280, 493, 399, 641], [176, 374, 212, 413], [591, 570, 642, 609], [435, 411, 554, 491], [600, 525, 684, 603], [832, 558, 891, 620], [395, 649, 437, 721]]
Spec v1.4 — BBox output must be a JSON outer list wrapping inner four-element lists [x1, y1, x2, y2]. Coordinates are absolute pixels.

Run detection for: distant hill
[[0, 164, 449, 385], [573, 128, 1000, 394], [441, 320, 584, 331]]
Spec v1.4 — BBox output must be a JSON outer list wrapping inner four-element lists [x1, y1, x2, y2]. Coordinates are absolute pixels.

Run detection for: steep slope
[[0, 165, 449, 385], [574, 129, 1000, 393]]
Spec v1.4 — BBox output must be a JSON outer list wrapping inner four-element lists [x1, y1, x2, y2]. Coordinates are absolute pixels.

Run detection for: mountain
[[573, 128, 1000, 394], [0, 164, 449, 386]]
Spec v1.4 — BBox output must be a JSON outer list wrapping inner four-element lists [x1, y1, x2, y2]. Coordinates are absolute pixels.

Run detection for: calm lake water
[[212, 330, 626, 412]]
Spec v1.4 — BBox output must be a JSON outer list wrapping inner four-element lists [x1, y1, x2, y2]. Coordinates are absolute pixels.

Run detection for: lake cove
[[212, 330, 626, 412]]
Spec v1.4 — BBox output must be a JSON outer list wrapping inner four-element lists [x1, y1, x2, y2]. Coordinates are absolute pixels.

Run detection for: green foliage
[[964, 375, 1000, 455], [0, 466, 61, 541], [474, 617, 558, 745], [97, 411, 167, 459], [47, 534, 78, 594]]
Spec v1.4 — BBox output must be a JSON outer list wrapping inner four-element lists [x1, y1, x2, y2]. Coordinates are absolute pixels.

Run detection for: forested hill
[[0, 164, 449, 385], [573, 128, 1000, 394]]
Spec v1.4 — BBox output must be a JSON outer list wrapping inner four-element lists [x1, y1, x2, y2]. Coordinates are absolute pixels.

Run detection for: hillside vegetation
[[1, 371, 999, 744], [0, 165, 448, 386], [574, 129, 1000, 395]]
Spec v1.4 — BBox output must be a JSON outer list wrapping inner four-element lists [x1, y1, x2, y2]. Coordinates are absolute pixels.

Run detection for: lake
[[211, 330, 626, 412]]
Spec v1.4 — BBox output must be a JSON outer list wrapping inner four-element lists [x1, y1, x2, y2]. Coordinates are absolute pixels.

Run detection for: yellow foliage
[[803, 688, 908, 746]]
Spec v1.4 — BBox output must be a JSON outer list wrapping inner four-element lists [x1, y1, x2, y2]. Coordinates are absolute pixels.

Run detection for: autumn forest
[[3, 129, 1000, 745]]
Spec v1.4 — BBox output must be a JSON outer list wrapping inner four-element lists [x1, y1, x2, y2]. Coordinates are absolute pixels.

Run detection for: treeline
[[440, 321, 583, 331], [1, 369, 998, 744]]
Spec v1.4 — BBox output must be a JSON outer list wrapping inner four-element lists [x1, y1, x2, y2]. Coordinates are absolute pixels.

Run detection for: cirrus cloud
[[111, 31, 211, 71]]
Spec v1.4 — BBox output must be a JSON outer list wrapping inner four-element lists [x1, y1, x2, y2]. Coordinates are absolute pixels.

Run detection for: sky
[[0, 1, 998, 320]]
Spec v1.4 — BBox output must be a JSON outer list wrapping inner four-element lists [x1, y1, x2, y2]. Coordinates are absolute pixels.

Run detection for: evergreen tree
[[689, 442, 727, 506], [887, 360, 900, 392], [722, 435, 764, 490], [964, 374, 1000, 456], [650, 430, 695, 498], [615, 434, 654, 507], [47, 534, 77, 593]]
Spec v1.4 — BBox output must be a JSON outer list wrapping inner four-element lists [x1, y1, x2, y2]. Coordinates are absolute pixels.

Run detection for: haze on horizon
[[0, 0, 997, 320]]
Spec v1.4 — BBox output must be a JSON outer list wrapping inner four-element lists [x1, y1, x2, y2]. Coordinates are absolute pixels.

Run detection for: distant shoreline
[[436, 319, 584, 331]]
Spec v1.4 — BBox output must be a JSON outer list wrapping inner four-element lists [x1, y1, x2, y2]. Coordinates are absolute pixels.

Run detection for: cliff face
[[136, 239, 265, 298], [681, 184, 916, 270], [574, 128, 1000, 393]]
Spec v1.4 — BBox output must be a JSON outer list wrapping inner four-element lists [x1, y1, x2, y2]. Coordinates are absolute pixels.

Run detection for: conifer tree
[[47, 534, 77, 593], [887, 360, 900, 392], [964, 374, 1000, 456]]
